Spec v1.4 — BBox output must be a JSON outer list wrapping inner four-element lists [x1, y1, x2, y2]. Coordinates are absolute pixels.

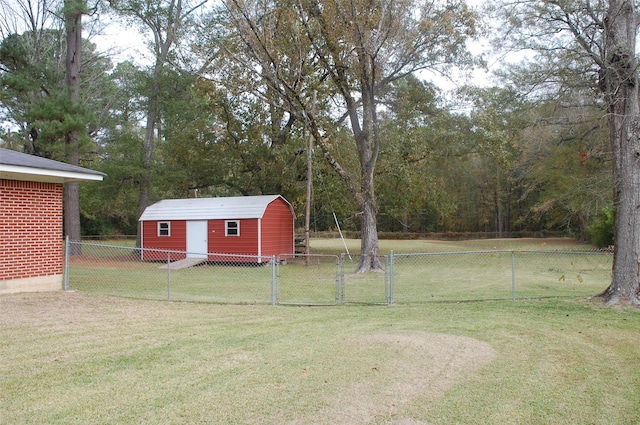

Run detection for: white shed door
[[186, 221, 208, 259]]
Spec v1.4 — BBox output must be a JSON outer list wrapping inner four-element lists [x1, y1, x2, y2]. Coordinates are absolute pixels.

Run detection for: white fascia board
[[0, 165, 104, 183]]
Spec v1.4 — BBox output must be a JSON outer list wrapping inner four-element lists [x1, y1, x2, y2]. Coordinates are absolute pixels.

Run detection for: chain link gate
[[275, 254, 342, 305], [339, 254, 391, 305], [274, 254, 391, 305]]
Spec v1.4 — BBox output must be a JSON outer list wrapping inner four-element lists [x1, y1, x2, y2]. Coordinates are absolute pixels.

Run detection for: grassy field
[[1, 293, 639, 424], [2, 238, 639, 424], [309, 236, 593, 254]]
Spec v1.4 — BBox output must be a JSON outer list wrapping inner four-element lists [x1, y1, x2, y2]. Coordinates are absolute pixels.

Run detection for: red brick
[[0, 179, 64, 280]]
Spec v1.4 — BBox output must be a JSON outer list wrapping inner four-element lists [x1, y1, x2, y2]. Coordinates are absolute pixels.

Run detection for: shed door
[[186, 221, 208, 259]]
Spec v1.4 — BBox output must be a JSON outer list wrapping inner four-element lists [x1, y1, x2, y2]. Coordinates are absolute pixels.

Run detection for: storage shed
[[139, 195, 295, 263], [0, 148, 104, 294]]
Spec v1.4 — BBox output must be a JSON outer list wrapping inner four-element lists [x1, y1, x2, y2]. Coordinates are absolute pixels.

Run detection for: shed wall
[[0, 179, 63, 293], [261, 198, 295, 256], [208, 219, 259, 257], [141, 220, 187, 261]]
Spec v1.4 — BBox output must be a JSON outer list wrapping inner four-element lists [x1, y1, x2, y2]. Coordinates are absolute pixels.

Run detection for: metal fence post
[[338, 253, 345, 304], [271, 255, 277, 305], [388, 250, 394, 305], [511, 250, 516, 300], [167, 251, 171, 301], [63, 236, 70, 290]]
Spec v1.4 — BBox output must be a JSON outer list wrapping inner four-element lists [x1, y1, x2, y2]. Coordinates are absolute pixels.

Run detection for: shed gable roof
[[0, 148, 105, 183], [139, 195, 290, 221]]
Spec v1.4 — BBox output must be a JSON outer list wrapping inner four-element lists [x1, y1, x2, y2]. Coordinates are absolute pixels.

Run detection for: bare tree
[[0, 0, 62, 38], [221, 0, 478, 272]]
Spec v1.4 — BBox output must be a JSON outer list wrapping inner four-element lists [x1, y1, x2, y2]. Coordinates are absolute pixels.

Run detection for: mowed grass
[[1, 238, 637, 424], [1, 291, 639, 424]]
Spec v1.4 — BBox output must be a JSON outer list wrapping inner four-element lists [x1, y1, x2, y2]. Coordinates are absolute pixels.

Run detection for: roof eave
[[0, 165, 105, 183]]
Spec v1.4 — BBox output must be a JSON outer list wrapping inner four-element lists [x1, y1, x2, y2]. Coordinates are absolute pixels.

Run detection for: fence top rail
[[69, 241, 136, 249], [516, 249, 610, 255], [278, 253, 340, 259], [71, 241, 607, 258], [394, 249, 513, 257], [393, 249, 608, 257], [69, 241, 274, 260]]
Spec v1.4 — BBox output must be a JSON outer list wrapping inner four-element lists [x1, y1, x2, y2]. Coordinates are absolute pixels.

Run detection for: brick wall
[[0, 179, 64, 281]]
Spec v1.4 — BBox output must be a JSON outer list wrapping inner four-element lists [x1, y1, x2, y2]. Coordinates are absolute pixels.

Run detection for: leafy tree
[[466, 87, 523, 236], [514, 97, 610, 237], [495, 0, 637, 304], [0, 28, 69, 156], [107, 0, 208, 245], [376, 75, 464, 233], [589, 205, 615, 248], [0, 0, 112, 245], [79, 62, 148, 235], [219, 0, 479, 271], [0, 29, 111, 150]]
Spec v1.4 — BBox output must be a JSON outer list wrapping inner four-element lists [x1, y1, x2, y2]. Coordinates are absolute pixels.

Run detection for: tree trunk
[[136, 106, 158, 248], [358, 194, 383, 272], [64, 0, 83, 254], [599, 0, 640, 305], [505, 172, 511, 237], [354, 71, 384, 273], [495, 167, 503, 238]]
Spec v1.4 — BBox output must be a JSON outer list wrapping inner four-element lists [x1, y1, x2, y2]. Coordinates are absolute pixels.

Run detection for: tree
[[599, 0, 640, 305], [220, 0, 478, 271], [466, 86, 525, 237], [495, 0, 640, 305], [514, 95, 610, 237], [376, 75, 462, 233], [0, 0, 65, 154], [79, 61, 147, 235], [0, 0, 106, 246], [63, 0, 86, 246], [107, 0, 207, 246]]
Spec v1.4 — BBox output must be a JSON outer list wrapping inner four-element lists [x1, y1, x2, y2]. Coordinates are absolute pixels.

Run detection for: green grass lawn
[[0, 237, 635, 424], [1, 291, 638, 424]]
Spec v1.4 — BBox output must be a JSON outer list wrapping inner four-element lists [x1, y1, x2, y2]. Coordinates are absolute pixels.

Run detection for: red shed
[[139, 195, 295, 262], [0, 148, 104, 294]]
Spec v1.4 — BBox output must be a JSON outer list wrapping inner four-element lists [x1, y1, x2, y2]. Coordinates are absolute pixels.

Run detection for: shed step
[[159, 258, 207, 270]]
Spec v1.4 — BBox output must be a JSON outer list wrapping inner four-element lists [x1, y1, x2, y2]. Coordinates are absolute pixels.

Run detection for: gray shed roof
[[139, 195, 290, 221], [0, 148, 105, 183]]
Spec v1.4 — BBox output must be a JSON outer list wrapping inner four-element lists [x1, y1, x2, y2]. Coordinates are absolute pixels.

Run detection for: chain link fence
[[64, 240, 612, 305], [65, 241, 275, 304], [390, 249, 612, 303]]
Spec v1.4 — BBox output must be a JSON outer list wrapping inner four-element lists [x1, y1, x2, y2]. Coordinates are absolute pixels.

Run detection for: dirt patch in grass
[[0, 291, 168, 330], [288, 332, 497, 425]]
